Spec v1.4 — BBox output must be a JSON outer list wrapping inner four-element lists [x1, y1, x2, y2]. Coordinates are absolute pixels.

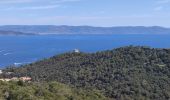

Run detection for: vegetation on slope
[[0, 81, 107, 100], [4, 46, 170, 100]]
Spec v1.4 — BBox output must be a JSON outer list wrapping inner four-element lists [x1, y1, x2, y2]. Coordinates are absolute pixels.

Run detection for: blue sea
[[0, 34, 170, 68]]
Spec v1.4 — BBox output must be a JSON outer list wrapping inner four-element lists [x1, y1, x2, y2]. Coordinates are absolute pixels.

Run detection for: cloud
[[0, 0, 81, 10], [0, 0, 81, 4], [0, 0, 35, 4], [156, 0, 170, 4], [3, 5, 61, 10], [3, 53, 12, 56], [21, 5, 60, 10], [154, 0, 170, 12], [55, 0, 81, 2]]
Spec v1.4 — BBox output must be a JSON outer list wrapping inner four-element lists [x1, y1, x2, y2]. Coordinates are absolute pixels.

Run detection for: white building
[[73, 49, 80, 53], [0, 70, 2, 74]]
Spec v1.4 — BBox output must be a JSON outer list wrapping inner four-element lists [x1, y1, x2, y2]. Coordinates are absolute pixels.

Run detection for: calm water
[[0, 34, 170, 68]]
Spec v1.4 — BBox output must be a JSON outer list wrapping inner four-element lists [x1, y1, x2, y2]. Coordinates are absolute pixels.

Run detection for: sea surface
[[0, 34, 170, 68]]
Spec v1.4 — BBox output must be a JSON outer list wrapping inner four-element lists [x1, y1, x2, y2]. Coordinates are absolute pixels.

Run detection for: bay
[[0, 34, 170, 68]]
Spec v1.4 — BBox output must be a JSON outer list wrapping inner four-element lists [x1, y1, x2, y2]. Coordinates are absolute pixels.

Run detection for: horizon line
[[0, 25, 169, 28]]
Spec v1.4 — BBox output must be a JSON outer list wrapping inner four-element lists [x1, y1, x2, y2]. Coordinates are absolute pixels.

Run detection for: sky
[[0, 0, 170, 27]]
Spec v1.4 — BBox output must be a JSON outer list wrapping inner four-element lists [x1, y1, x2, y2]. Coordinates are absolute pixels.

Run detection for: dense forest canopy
[[0, 81, 107, 100], [3, 46, 170, 100]]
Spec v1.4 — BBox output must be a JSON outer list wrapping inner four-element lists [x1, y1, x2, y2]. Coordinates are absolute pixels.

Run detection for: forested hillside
[[0, 81, 106, 100], [4, 46, 170, 100]]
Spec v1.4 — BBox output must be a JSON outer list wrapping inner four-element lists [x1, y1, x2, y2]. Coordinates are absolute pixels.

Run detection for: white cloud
[[0, 0, 81, 10], [21, 5, 60, 10], [0, 0, 81, 4], [0, 0, 35, 4], [156, 0, 170, 4], [1, 4, 60, 10], [56, 0, 81, 2], [23, 5, 60, 10], [154, 0, 170, 12]]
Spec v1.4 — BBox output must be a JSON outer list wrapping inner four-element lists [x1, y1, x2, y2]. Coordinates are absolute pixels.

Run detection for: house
[[19, 77, 32, 82], [11, 77, 19, 81], [0, 70, 2, 74], [6, 72, 13, 75], [0, 76, 32, 82], [0, 78, 11, 82], [4, 79, 11, 82]]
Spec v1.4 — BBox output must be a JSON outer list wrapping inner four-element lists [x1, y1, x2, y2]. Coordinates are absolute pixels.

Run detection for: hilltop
[[3, 46, 170, 100], [0, 25, 170, 35]]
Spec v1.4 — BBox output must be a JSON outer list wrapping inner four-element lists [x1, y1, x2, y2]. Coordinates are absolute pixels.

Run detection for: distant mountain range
[[0, 25, 170, 35]]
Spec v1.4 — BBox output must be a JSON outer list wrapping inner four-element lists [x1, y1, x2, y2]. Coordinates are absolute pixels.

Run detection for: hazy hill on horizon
[[0, 30, 35, 35], [0, 25, 170, 35]]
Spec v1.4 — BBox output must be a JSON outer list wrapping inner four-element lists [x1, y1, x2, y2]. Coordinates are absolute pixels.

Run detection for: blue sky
[[0, 0, 170, 27]]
